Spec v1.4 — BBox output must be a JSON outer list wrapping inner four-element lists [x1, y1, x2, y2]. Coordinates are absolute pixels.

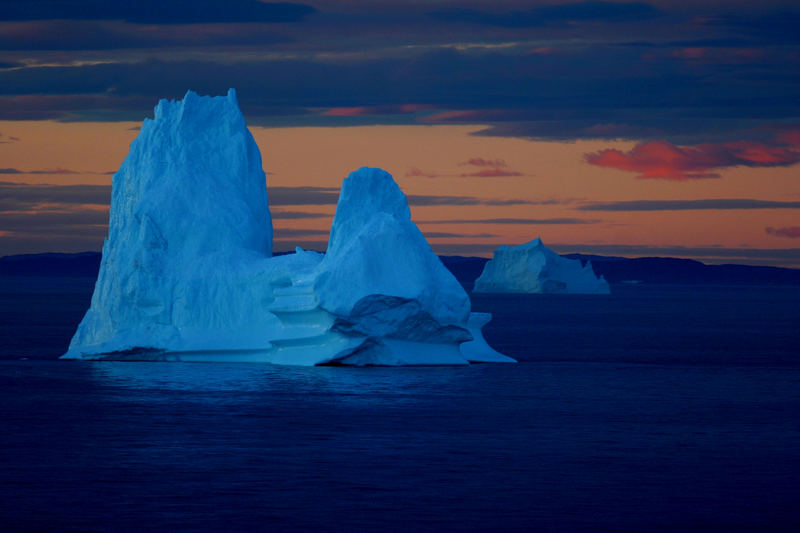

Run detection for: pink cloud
[[323, 104, 432, 117], [405, 167, 440, 178], [407, 161, 524, 178], [461, 157, 507, 167], [419, 109, 505, 123], [41, 168, 81, 175], [0, 167, 82, 175], [526, 47, 558, 55], [671, 47, 767, 64], [766, 226, 800, 239], [585, 139, 800, 180], [459, 168, 523, 178], [671, 47, 708, 61], [772, 125, 800, 148]]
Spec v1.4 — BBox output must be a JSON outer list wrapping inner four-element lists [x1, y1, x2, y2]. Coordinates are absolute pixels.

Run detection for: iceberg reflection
[[84, 359, 471, 403]]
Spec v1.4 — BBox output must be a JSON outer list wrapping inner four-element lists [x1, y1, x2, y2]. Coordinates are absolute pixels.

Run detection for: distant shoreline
[[2, 251, 799, 287]]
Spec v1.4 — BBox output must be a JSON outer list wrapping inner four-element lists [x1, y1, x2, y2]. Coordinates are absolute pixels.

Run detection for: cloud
[[0, 6, 795, 149], [0, 210, 108, 232], [773, 125, 800, 147], [272, 228, 329, 238], [459, 168, 523, 178], [424, 109, 768, 145], [419, 217, 598, 225], [407, 195, 531, 206], [405, 167, 441, 178], [579, 199, 800, 211], [455, 157, 523, 177], [0, 1, 316, 24], [766, 226, 800, 239], [700, 9, 800, 46], [0, 167, 81, 175], [270, 210, 331, 220], [0, 94, 154, 121], [526, 47, 560, 56], [422, 232, 497, 239], [0, 20, 290, 51], [407, 158, 524, 178], [267, 185, 531, 207], [0, 181, 110, 211], [0, 43, 796, 147], [461, 157, 507, 167], [584, 139, 800, 180], [420, 109, 505, 124], [669, 46, 767, 65], [429, 2, 661, 28], [268, 186, 340, 206], [0, 182, 529, 212], [322, 104, 432, 116], [428, 243, 506, 256]]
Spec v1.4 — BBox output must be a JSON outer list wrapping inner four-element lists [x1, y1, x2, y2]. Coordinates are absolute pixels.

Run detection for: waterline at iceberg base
[[62, 89, 514, 365]]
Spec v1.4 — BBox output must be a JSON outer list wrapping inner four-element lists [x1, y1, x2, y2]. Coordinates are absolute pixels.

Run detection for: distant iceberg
[[474, 238, 610, 294], [62, 89, 514, 365]]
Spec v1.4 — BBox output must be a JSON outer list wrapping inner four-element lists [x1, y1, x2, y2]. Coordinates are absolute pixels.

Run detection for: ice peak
[[327, 167, 411, 255], [110, 88, 272, 261], [316, 166, 471, 328], [152, 89, 245, 131]]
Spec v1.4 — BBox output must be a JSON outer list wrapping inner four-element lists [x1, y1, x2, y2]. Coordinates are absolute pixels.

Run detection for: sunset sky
[[1, 0, 798, 266]]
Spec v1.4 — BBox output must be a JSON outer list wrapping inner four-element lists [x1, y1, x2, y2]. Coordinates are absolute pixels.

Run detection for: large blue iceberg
[[63, 89, 514, 365]]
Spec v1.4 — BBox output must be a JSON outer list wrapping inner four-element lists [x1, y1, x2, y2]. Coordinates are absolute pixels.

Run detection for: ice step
[[271, 281, 315, 297], [271, 308, 334, 338], [268, 279, 319, 311], [269, 293, 319, 312]]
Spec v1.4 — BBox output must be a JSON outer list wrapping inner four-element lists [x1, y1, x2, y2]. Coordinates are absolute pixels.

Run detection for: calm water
[[1, 278, 799, 531]]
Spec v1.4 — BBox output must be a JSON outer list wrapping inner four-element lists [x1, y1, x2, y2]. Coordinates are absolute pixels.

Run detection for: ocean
[[1, 278, 799, 531]]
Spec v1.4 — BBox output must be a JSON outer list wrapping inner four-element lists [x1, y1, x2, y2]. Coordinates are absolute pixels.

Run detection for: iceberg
[[63, 90, 514, 365], [474, 238, 610, 294]]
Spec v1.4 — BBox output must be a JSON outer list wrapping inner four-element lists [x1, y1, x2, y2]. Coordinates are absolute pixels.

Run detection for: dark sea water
[[1, 278, 799, 531]]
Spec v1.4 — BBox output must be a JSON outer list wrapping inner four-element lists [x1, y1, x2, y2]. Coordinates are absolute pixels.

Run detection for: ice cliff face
[[474, 238, 610, 294], [67, 89, 282, 356], [313, 168, 492, 365], [317, 167, 470, 332], [63, 90, 513, 365]]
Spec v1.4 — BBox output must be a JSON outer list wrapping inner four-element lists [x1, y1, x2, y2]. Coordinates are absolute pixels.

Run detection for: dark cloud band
[[419, 218, 598, 225], [580, 199, 800, 211], [0, 1, 315, 24]]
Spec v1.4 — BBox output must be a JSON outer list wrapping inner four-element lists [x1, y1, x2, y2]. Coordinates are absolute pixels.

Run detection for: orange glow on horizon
[[1, 120, 799, 265]]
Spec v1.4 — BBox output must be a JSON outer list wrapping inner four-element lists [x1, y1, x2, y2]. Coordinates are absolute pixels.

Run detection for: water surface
[[1, 281, 799, 531]]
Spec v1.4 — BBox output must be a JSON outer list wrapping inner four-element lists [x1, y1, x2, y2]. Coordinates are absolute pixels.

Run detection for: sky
[[0, 0, 798, 266]]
